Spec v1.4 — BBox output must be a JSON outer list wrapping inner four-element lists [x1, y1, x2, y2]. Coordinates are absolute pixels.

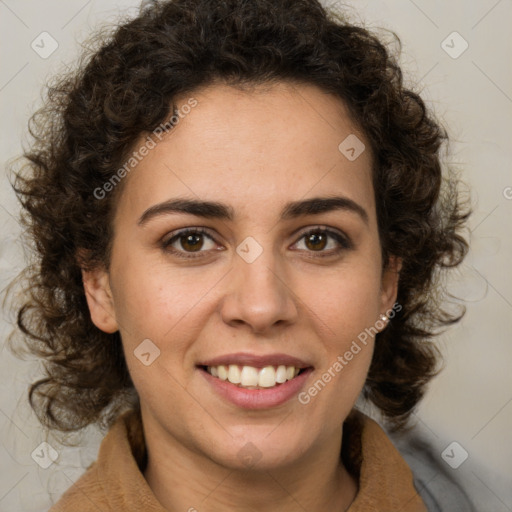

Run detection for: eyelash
[[160, 226, 353, 260]]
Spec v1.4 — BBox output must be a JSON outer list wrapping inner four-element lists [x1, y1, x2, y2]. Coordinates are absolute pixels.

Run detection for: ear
[[379, 255, 402, 316], [81, 266, 119, 334]]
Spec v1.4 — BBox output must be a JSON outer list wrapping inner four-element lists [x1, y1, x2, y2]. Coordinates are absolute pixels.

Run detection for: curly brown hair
[[7, 0, 469, 440]]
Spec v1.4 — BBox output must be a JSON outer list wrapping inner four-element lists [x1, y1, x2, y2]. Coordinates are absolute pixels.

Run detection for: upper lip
[[198, 352, 312, 369]]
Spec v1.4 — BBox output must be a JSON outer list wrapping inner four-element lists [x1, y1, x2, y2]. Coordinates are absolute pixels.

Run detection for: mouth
[[196, 353, 313, 409], [199, 364, 308, 390]]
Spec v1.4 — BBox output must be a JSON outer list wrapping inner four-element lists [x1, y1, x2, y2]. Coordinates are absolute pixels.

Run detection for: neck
[[142, 419, 358, 512]]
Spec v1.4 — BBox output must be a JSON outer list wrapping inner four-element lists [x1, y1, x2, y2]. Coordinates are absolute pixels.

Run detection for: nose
[[219, 245, 299, 335]]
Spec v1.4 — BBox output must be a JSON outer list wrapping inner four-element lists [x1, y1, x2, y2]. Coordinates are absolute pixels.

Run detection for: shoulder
[[47, 409, 146, 511], [48, 462, 105, 512], [386, 425, 477, 512], [343, 409, 428, 511]]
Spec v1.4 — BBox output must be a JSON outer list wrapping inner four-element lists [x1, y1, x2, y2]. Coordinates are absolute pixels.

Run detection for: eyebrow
[[137, 195, 369, 226]]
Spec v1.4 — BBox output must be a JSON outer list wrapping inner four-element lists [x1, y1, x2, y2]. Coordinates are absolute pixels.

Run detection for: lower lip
[[199, 368, 313, 409]]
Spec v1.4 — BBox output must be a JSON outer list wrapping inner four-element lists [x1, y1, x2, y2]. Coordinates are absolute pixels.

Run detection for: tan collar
[[51, 408, 426, 511], [342, 409, 427, 511]]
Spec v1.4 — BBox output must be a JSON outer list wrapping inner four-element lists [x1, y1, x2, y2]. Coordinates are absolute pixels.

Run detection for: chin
[[207, 428, 315, 472]]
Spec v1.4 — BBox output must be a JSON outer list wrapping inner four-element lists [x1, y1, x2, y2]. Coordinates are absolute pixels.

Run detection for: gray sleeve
[[388, 432, 477, 512]]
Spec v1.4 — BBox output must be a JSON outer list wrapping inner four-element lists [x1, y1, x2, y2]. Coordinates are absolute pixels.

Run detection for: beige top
[[49, 408, 427, 511]]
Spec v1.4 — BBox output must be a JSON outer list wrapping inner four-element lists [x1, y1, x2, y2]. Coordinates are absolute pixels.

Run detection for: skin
[[82, 81, 400, 512]]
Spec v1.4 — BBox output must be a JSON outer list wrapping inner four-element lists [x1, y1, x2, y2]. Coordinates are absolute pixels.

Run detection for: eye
[[161, 226, 352, 260], [161, 227, 220, 259], [292, 227, 352, 256]]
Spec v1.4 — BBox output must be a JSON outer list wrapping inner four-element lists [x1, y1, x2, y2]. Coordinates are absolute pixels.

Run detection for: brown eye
[[293, 227, 353, 256], [180, 233, 204, 252], [304, 232, 328, 251], [162, 228, 218, 258]]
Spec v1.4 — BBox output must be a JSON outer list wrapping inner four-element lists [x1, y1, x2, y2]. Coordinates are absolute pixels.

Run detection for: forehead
[[115, 81, 376, 225]]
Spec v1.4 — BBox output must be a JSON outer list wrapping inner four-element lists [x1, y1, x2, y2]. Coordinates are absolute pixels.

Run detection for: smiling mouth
[[200, 364, 308, 390]]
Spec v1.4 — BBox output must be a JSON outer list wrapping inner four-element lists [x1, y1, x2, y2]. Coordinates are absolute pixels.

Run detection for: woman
[[9, 0, 471, 510]]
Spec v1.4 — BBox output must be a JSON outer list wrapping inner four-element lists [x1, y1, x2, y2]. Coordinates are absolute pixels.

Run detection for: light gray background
[[1, 1, 511, 511]]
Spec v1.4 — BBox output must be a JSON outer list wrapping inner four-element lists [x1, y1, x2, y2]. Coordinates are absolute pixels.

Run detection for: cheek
[[110, 254, 220, 350], [297, 270, 380, 415], [304, 265, 383, 339], [112, 251, 197, 320], [296, 260, 382, 402], [111, 263, 213, 407]]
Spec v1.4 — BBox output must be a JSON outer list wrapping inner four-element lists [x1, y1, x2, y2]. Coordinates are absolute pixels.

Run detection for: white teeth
[[275, 365, 287, 383], [240, 366, 259, 386], [228, 364, 241, 384], [258, 366, 276, 388], [217, 365, 228, 380], [206, 364, 303, 388]]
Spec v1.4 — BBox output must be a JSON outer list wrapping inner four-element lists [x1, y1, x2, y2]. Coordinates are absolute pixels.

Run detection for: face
[[83, 81, 400, 471]]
